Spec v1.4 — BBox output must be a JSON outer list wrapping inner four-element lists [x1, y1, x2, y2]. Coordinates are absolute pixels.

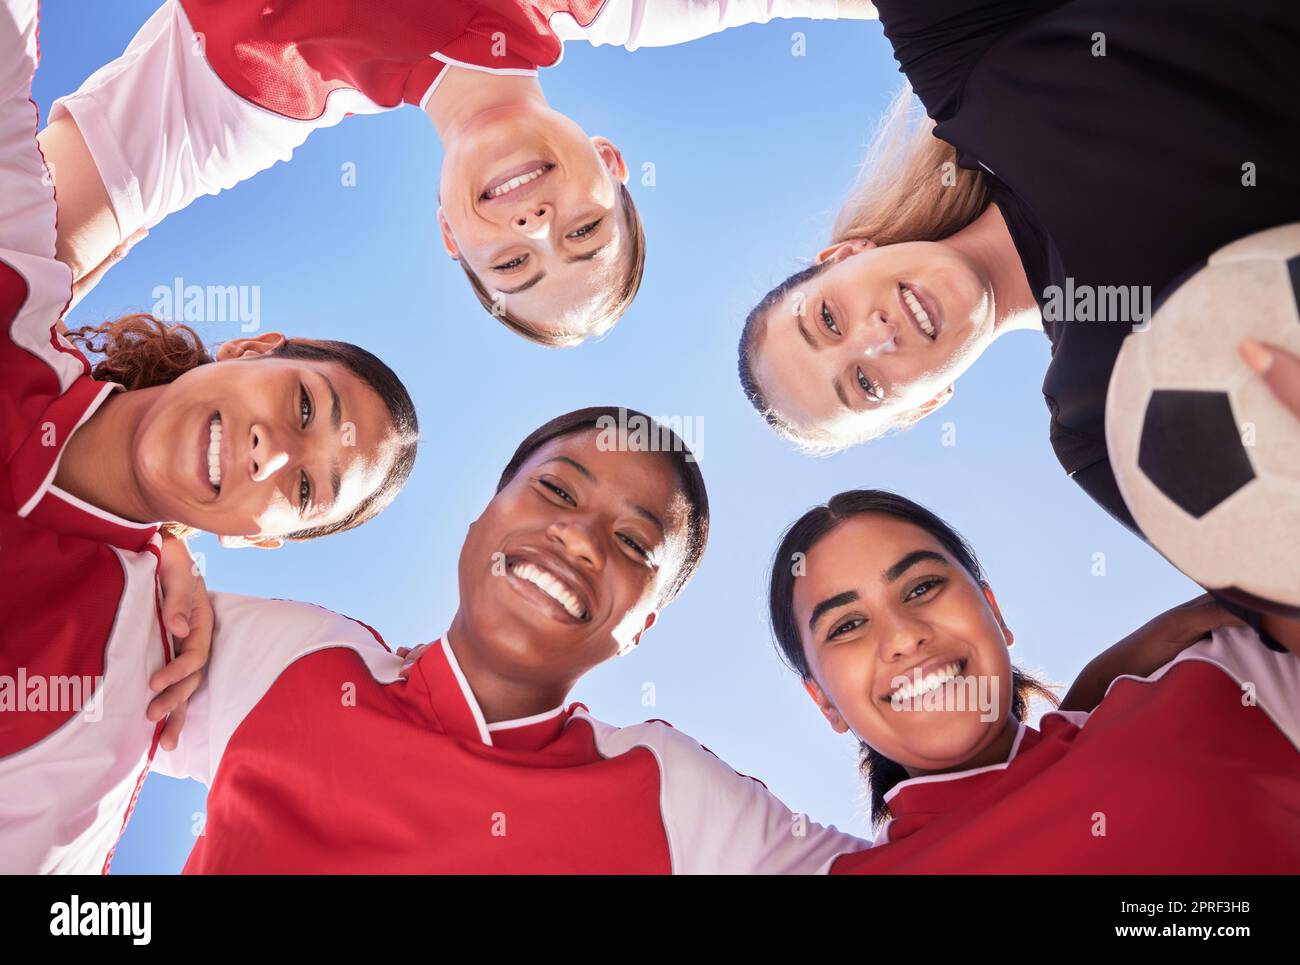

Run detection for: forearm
[[1060, 648, 1127, 713], [1060, 595, 1243, 712], [37, 114, 121, 285], [1261, 613, 1300, 659]]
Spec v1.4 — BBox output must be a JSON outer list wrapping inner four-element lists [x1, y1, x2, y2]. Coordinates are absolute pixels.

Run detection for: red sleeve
[[178, 0, 559, 121]]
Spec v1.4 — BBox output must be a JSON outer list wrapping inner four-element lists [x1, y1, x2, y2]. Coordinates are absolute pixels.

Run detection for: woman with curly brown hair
[[0, 0, 418, 872], [58, 312, 419, 547]]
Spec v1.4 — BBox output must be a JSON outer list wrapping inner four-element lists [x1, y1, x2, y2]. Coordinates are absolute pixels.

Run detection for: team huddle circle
[[2, 0, 1298, 886]]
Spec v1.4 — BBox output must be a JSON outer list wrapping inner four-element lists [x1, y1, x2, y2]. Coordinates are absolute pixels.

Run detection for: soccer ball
[[1106, 223, 1300, 617]]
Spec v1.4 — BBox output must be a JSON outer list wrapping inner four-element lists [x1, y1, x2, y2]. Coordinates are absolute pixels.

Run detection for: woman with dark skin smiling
[[0, 0, 419, 871], [139, 408, 869, 874], [767, 491, 1300, 873]]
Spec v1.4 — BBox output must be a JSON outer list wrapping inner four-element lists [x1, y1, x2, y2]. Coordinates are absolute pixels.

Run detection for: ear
[[802, 677, 850, 734], [436, 207, 460, 260], [214, 331, 286, 362], [218, 534, 284, 550], [815, 237, 875, 265], [618, 610, 657, 656], [590, 136, 629, 185], [900, 384, 955, 427], [980, 583, 1014, 648]]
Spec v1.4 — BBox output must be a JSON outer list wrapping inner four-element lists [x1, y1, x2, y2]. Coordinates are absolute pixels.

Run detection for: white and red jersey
[[50, 0, 838, 242], [160, 592, 867, 873], [832, 627, 1300, 874], [0, 0, 174, 874]]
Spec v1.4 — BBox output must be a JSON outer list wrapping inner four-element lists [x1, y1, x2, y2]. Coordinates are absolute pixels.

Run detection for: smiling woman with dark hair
[[63, 313, 418, 545], [765, 489, 1300, 872]]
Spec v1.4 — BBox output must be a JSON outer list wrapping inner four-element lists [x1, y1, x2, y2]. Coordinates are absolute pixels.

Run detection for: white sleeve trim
[[152, 593, 403, 786], [576, 710, 869, 873], [551, 0, 840, 51], [1096, 626, 1300, 751]]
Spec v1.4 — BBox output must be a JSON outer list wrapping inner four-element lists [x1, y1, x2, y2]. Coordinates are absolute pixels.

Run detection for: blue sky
[[33, 3, 1202, 873]]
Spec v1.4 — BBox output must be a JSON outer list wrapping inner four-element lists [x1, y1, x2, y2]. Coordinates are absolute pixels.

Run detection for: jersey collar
[[413, 634, 567, 751], [880, 721, 1043, 834]]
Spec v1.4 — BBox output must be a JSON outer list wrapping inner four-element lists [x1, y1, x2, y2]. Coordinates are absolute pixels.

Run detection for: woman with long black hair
[[765, 489, 1300, 871]]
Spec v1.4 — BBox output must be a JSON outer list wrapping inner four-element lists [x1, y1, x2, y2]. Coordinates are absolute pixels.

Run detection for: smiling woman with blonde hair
[[738, 0, 1300, 504]]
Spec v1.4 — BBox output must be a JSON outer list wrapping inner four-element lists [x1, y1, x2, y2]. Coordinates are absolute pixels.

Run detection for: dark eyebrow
[[809, 590, 860, 634], [564, 242, 608, 265], [543, 456, 595, 482], [498, 272, 546, 296], [316, 373, 343, 507], [883, 550, 949, 583], [543, 456, 664, 536], [633, 504, 664, 535], [796, 317, 817, 350], [322, 373, 342, 431]]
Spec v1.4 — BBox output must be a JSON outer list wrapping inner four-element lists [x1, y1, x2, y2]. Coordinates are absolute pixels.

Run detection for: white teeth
[[511, 561, 585, 620], [891, 661, 962, 704], [207, 416, 222, 490], [486, 166, 548, 199], [902, 286, 936, 338]]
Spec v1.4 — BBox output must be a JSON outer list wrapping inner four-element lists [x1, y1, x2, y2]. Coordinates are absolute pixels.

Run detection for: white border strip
[[440, 632, 493, 746], [17, 381, 119, 517]]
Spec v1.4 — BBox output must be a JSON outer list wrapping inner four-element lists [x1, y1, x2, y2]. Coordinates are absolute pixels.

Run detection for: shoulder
[[574, 710, 752, 779], [207, 592, 400, 698], [1085, 625, 1300, 750]]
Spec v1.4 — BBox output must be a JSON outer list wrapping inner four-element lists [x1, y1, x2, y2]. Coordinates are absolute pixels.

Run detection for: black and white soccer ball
[[1107, 222, 1300, 617]]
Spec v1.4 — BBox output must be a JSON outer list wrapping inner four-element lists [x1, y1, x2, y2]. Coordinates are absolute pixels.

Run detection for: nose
[[545, 516, 605, 571], [248, 422, 289, 482], [512, 203, 553, 240], [879, 610, 928, 665], [849, 309, 898, 359]]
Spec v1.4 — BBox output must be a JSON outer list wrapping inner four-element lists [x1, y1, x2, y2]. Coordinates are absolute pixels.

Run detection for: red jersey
[[831, 627, 1300, 874], [49, 0, 839, 241], [159, 593, 868, 873], [0, 0, 173, 874]]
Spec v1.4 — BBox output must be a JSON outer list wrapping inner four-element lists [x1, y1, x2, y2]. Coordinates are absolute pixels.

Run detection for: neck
[[904, 716, 1021, 780], [446, 610, 572, 725], [943, 203, 1041, 339], [53, 388, 159, 524], [423, 67, 547, 142]]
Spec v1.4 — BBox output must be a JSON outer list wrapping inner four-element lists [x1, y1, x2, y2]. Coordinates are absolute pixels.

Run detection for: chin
[[899, 721, 989, 766]]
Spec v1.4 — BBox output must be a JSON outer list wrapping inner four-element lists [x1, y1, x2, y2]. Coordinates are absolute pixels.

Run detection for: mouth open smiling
[[504, 552, 592, 623]]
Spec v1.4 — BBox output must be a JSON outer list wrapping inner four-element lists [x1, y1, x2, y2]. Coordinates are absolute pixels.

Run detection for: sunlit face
[[438, 104, 632, 341], [130, 336, 400, 542], [752, 239, 996, 440], [793, 514, 1015, 774], [457, 429, 691, 684]]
